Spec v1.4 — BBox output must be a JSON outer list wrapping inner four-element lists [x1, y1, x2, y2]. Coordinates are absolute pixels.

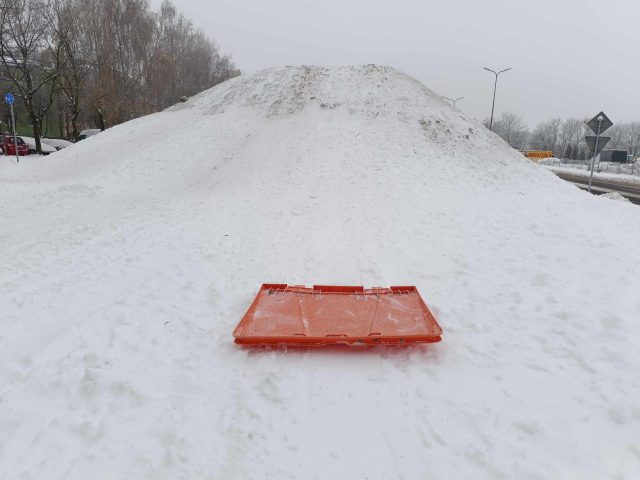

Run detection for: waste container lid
[[233, 284, 443, 346]]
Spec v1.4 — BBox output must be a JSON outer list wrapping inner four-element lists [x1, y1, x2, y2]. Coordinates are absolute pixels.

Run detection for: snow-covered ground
[[601, 192, 631, 202], [1, 65, 640, 480]]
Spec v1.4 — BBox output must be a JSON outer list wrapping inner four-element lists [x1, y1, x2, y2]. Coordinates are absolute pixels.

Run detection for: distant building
[[599, 150, 628, 163]]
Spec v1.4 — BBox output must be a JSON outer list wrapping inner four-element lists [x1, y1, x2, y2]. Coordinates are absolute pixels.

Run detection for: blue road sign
[[4, 92, 15, 105]]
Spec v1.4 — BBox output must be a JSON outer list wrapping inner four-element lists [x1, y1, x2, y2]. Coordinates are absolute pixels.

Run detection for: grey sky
[[151, 0, 640, 126]]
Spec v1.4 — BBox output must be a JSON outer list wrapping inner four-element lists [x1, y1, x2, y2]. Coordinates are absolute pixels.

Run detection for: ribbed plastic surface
[[233, 284, 442, 346]]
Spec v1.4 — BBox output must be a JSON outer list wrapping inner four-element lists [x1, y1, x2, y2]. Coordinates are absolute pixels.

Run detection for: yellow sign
[[523, 150, 553, 159]]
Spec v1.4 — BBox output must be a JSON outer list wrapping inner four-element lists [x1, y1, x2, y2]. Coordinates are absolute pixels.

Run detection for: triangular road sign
[[585, 135, 610, 155], [586, 111, 613, 135]]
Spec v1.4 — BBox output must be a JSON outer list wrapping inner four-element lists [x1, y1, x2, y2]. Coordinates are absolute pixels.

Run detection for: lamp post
[[483, 67, 511, 131], [442, 96, 464, 108]]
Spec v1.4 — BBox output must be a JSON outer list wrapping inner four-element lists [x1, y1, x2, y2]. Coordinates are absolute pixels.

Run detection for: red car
[[1, 135, 29, 156]]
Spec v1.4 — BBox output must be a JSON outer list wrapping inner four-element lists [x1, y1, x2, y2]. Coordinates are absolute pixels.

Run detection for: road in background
[[552, 170, 640, 205]]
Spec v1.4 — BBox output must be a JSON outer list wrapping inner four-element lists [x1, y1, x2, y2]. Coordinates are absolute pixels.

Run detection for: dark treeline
[[485, 112, 640, 160], [0, 0, 239, 151]]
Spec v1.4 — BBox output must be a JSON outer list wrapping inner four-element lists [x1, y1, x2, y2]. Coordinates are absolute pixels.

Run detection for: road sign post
[[588, 119, 601, 193], [4, 92, 19, 164], [585, 111, 613, 193]]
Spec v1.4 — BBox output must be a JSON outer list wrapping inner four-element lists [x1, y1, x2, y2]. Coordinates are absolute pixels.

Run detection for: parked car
[[19, 136, 57, 155], [1, 135, 29, 156], [42, 137, 74, 150], [77, 129, 101, 141]]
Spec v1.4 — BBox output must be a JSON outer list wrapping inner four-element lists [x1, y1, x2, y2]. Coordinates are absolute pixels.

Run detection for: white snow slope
[[1, 65, 640, 480]]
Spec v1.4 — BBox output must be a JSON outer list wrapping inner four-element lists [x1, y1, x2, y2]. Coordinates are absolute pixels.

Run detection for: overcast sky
[[151, 0, 640, 126]]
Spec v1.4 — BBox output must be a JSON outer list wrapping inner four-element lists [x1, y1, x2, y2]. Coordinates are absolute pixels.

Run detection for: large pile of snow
[[1, 65, 640, 479]]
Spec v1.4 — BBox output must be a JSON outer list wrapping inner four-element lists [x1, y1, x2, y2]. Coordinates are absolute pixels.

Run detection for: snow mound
[[1, 65, 640, 480], [601, 192, 631, 202]]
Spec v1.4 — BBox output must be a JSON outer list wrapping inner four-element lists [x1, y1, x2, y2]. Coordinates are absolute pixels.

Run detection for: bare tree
[[624, 122, 640, 157], [489, 112, 529, 149], [55, 0, 102, 139], [558, 118, 584, 159], [80, 0, 155, 128], [529, 118, 562, 154], [0, 0, 64, 152], [2, 0, 239, 140], [143, 1, 239, 112], [608, 124, 625, 149], [595, 121, 640, 157]]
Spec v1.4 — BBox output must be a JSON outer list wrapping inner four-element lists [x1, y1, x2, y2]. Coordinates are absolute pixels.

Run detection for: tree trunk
[[58, 95, 64, 138], [71, 110, 80, 140], [30, 114, 42, 153], [96, 108, 106, 131]]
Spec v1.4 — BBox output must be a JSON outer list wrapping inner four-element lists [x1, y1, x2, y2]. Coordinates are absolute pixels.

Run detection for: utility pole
[[441, 96, 464, 108], [483, 67, 511, 131]]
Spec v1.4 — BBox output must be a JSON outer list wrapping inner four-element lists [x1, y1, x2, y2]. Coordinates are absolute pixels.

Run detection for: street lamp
[[442, 96, 464, 108], [483, 67, 511, 131]]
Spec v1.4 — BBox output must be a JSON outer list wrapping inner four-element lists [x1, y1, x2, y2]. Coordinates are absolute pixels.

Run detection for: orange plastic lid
[[233, 284, 442, 346]]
